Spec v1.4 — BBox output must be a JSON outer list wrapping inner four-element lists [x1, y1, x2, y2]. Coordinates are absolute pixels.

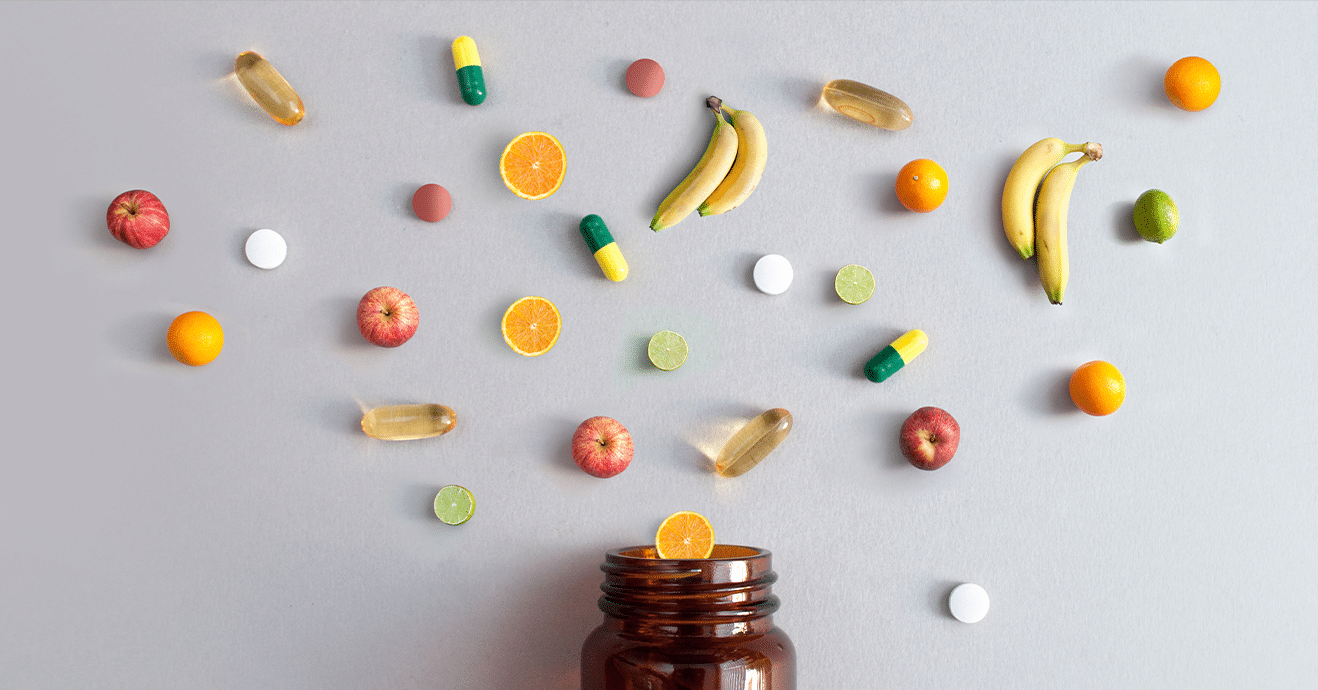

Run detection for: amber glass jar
[[581, 545, 795, 690]]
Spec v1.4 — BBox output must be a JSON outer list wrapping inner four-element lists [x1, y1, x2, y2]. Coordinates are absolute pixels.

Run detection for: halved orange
[[501, 296, 561, 356], [655, 511, 715, 559], [499, 132, 565, 200]]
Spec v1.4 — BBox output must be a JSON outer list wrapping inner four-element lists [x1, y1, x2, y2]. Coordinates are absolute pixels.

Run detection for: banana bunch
[[1001, 138, 1103, 304], [651, 96, 767, 232]]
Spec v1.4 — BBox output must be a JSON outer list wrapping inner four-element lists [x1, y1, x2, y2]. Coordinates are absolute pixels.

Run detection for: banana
[[651, 97, 739, 232], [1035, 144, 1102, 305], [697, 103, 767, 217], [1001, 138, 1100, 259]]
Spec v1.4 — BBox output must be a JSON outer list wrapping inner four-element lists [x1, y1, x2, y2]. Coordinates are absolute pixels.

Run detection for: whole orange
[[167, 311, 224, 366], [1164, 56, 1220, 112], [1069, 360, 1125, 416], [894, 158, 948, 212]]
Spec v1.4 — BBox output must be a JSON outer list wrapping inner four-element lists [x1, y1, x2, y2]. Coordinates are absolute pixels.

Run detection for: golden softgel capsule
[[715, 408, 793, 477], [234, 51, 305, 126], [361, 404, 456, 440], [821, 79, 912, 131]]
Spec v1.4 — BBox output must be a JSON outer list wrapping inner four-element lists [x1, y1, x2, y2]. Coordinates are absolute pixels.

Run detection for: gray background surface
[[3, 1, 1316, 688]]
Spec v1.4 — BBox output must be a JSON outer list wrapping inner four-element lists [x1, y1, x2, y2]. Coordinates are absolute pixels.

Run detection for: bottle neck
[[597, 545, 780, 637]]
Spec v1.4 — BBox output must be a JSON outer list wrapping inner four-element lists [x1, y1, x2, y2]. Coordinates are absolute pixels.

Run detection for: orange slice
[[655, 511, 715, 559], [501, 296, 561, 356], [499, 132, 565, 200]]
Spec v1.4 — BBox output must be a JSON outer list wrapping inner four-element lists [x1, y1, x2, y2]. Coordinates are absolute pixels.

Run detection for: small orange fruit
[[1069, 360, 1126, 416], [655, 511, 715, 560], [499, 131, 566, 200], [894, 158, 948, 212], [501, 296, 561, 356], [1164, 56, 1220, 112], [167, 311, 224, 366]]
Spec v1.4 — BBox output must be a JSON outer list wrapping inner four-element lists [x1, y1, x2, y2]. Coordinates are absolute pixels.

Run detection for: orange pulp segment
[[501, 296, 561, 356], [655, 511, 715, 559], [499, 132, 566, 200]]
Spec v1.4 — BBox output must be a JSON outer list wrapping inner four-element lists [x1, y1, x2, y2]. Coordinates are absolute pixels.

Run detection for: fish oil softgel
[[234, 51, 305, 125], [715, 408, 793, 477], [361, 404, 456, 440], [821, 79, 912, 131]]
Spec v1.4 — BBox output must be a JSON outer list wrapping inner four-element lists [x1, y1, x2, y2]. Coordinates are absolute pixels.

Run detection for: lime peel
[[1133, 189, 1178, 243]]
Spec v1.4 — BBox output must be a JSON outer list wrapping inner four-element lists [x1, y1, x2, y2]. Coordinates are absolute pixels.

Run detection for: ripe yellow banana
[[697, 103, 766, 217], [651, 97, 739, 232], [1035, 145, 1102, 305], [1001, 138, 1101, 259]]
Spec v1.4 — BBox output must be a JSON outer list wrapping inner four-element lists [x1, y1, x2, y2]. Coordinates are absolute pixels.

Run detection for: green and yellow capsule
[[451, 36, 486, 105], [579, 214, 628, 282], [865, 329, 928, 382]]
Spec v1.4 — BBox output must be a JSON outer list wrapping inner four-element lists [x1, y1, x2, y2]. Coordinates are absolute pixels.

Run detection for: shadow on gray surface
[[1027, 365, 1081, 416], [1112, 200, 1142, 243], [931, 580, 961, 619], [108, 310, 178, 366], [880, 408, 913, 471]]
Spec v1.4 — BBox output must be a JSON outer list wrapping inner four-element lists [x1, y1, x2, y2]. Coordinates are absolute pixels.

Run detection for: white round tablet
[[948, 583, 990, 623], [245, 229, 287, 269], [753, 254, 793, 295]]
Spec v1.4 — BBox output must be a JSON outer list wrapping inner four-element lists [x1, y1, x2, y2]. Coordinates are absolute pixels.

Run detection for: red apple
[[899, 406, 960, 470], [572, 416, 634, 478], [356, 286, 419, 347], [106, 190, 170, 248]]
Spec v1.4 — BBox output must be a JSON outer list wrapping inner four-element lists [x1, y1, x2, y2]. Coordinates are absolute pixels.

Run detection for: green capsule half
[[452, 36, 486, 106], [580, 214, 628, 281], [864, 329, 928, 382]]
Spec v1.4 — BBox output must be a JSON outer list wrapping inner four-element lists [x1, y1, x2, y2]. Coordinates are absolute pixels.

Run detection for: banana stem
[[706, 96, 723, 115], [1083, 142, 1103, 161]]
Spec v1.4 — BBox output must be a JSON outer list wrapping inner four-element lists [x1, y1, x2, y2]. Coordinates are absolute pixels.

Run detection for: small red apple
[[899, 406, 960, 470], [356, 286, 419, 347], [572, 416, 634, 478], [106, 190, 170, 248]]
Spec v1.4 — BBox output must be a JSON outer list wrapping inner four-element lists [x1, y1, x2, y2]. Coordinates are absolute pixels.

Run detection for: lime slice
[[835, 264, 875, 304], [433, 485, 475, 525], [647, 330, 689, 371]]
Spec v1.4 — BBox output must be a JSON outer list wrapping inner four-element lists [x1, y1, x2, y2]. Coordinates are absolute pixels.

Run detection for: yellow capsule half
[[593, 243, 629, 282]]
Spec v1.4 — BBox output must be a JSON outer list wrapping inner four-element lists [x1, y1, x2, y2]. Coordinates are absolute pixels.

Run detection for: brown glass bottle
[[581, 545, 795, 690]]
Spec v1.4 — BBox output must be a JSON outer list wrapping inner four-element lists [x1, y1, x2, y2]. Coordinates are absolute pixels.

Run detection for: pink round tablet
[[412, 184, 451, 222], [626, 59, 664, 98]]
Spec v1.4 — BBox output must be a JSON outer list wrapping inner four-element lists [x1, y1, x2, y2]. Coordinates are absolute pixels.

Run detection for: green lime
[[834, 264, 875, 304], [1133, 189, 1179, 243], [434, 485, 475, 525], [647, 330, 689, 371]]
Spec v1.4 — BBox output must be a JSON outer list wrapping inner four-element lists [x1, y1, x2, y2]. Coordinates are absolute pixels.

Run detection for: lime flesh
[[647, 330, 689, 371], [834, 264, 875, 304], [434, 485, 475, 525], [1133, 189, 1178, 243]]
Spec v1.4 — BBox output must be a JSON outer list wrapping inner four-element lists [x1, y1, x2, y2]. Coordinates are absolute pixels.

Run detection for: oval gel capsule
[[234, 51, 305, 126], [451, 36, 486, 105], [821, 79, 912, 131], [579, 214, 628, 282], [361, 404, 456, 440], [715, 408, 793, 477], [864, 329, 928, 382]]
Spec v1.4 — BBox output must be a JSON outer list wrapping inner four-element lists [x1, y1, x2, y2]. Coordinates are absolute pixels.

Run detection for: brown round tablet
[[412, 184, 451, 222], [626, 59, 664, 98]]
